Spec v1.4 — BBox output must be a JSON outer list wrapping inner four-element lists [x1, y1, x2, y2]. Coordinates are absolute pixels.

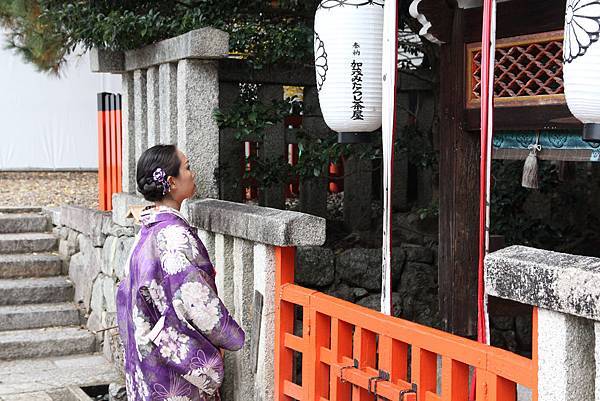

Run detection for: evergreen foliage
[[0, 0, 318, 72]]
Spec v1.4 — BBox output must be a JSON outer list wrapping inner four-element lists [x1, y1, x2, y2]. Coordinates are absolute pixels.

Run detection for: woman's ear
[[167, 176, 176, 190]]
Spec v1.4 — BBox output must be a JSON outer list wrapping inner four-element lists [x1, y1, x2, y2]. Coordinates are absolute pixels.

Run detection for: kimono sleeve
[[156, 223, 245, 351]]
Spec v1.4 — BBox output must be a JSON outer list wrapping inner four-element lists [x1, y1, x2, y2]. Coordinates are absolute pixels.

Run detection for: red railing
[[274, 247, 538, 401], [97, 92, 123, 211]]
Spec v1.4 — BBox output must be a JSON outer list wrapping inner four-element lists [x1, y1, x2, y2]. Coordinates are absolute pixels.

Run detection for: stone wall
[[296, 243, 440, 327], [47, 204, 139, 378]]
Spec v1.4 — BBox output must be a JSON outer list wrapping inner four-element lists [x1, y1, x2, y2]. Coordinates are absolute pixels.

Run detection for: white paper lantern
[[563, 0, 600, 142], [314, 0, 384, 143]]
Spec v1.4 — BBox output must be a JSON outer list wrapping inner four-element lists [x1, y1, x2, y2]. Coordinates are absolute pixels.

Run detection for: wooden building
[[410, 0, 586, 335]]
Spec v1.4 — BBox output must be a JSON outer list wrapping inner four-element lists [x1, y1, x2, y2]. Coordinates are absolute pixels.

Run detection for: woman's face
[[169, 149, 196, 202]]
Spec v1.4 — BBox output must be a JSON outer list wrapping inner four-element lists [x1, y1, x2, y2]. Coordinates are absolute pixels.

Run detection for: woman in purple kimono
[[116, 145, 245, 401]]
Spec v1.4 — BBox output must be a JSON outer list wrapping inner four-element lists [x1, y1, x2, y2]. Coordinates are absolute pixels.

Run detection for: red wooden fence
[[275, 247, 538, 401], [97, 92, 123, 211]]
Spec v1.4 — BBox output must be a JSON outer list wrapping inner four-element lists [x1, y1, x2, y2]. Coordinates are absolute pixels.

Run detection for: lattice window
[[467, 31, 565, 108]]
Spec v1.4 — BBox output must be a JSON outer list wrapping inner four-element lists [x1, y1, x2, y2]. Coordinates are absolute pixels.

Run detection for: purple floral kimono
[[116, 206, 245, 401]]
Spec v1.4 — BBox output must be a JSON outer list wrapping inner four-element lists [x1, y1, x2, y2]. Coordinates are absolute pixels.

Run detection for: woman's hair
[[136, 145, 180, 202]]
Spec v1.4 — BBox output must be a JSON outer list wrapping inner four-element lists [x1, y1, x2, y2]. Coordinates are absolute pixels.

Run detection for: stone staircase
[[0, 208, 96, 360]]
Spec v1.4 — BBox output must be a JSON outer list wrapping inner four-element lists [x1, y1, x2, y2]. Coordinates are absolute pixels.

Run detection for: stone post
[[133, 69, 148, 165], [121, 73, 136, 194], [344, 146, 372, 231], [393, 94, 410, 211], [252, 243, 277, 401], [299, 86, 328, 218], [219, 82, 243, 202], [485, 245, 600, 401], [537, 309, 594, 401], [146, 66, 160, 147], [416, 92, 435, 207], [197, 229, 216, 265], [159, 63, 178, 145], [257, 84, 285, 209], [232, 238, 255, 400], [214, 233, 235, 401], [177, 59, 220, 199]]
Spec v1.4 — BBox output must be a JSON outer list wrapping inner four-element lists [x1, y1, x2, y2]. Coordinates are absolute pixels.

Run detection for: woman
[[116, 144, 245, 401]]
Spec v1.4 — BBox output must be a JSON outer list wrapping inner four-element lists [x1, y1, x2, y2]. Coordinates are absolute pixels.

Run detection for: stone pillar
[[344, 146, 372, 231], [133, 69, 148, 166], [219, 82, 243, 202], [299, 86, 328, 218], [121, 73, 136, 193], [538, 308, 594, 401], [214, 233, 235, 401], [197, 229, 215, 266], [253, 243, 276, 401], [214, 234, 235, 311], [416, 92, 435, 207], [159, 63, 178, 145], [146, 66, 160, 147], [233, 238, 255, 401], [595, 322, 600, 401], [393, 94, 410, 210], [299, 177, 328, 218], [257, 85, 285, 209], [177, 59, 220, 199]]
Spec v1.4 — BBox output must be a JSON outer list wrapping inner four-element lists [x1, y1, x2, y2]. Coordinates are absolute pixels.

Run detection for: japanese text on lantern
[[351, 42, 364, 121]]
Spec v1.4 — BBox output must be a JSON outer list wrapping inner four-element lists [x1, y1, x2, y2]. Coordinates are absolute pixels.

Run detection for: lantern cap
[[338, 132, 372, 144], [583, 124, 600, 143]]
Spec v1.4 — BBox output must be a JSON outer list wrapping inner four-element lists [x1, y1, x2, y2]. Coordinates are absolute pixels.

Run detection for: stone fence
[[485, 245, 600, 401], [46, 193, 325, 401], [90, 27, 435, 231]]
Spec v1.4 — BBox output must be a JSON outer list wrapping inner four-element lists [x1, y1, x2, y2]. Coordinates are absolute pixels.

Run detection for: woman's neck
[[155, 198, 181, 211]]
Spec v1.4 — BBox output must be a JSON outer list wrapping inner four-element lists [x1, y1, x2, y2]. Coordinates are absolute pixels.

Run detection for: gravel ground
[[0, 171, 99, 209]]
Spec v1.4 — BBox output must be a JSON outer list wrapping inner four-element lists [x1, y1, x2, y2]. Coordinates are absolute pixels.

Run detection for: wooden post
[[438, 7, 480, 336]]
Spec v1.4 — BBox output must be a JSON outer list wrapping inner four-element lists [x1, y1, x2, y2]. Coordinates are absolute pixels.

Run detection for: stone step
[[0, 207, 43, 214], [0, 277, 74, 306], [0, 303, 80, 331], [0, 253, 62, 279], [0, 327, 96, 360], [0, 213, 50, 234], [0, 354, 120, 395], [0, 233, 58, 254]]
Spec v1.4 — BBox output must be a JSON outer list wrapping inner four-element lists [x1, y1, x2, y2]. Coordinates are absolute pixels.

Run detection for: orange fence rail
[[97, 92, 123, 211], [274, 247, 538, 401]]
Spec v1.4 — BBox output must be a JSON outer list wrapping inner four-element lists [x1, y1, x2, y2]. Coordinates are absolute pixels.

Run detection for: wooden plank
[[330, 318, 353, 401], [441, 356, 469, 401], [378, 336, 408, 383], [438, 7, 480, 336], [309, 310, 331, 401], [411, 347, 437, 401], [274, 247, 296, 401], [466, 105, 577, 131], [352, 327, 377, 401]]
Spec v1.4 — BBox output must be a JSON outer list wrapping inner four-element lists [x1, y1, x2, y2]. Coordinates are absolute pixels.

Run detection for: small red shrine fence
[[274, 247, 538, 401], [97, 92, 123, 211]]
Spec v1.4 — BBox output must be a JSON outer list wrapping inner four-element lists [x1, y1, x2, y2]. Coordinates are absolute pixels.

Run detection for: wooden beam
[[464, 0, 565, 42], [438, 7, 479, 336], [466, 105, 578, 131]]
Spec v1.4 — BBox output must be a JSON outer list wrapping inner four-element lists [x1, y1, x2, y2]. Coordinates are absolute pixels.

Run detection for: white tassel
[[521, 151, 539, 189], [522, 133, 541, 189]]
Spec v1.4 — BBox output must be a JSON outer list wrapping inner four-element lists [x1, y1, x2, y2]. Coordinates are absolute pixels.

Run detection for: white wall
[[0, 33, 122, 170]]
